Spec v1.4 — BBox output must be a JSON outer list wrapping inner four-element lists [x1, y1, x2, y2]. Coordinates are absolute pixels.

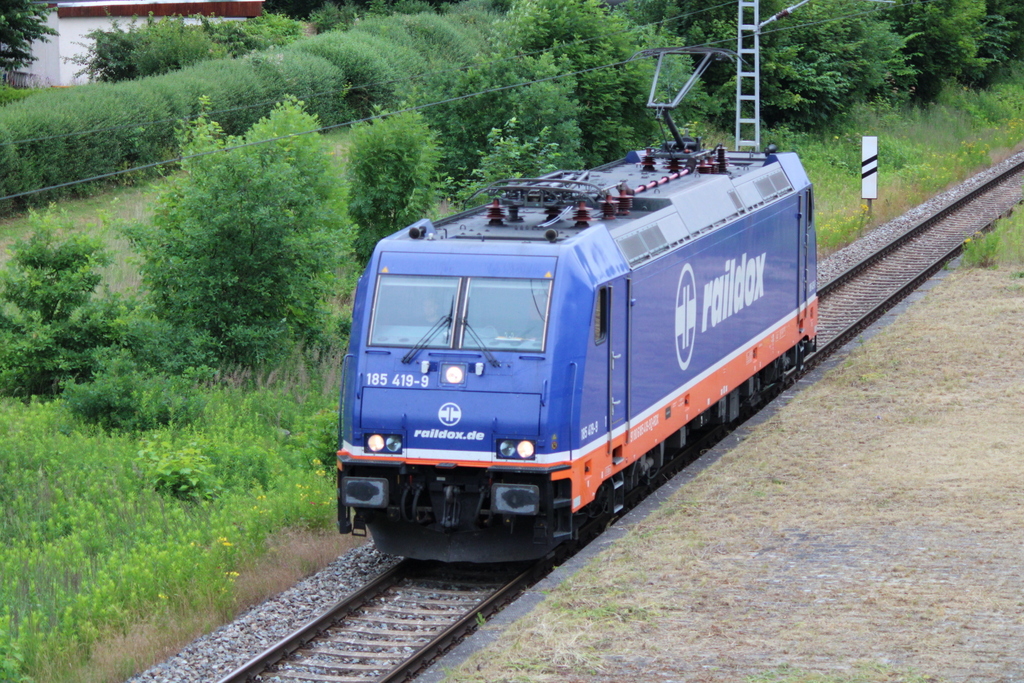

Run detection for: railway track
[[217, 561, 540, 683], [217, 157, 1024, 683]]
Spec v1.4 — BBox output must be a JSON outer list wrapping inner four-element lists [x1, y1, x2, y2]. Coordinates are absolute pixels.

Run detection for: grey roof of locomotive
[[395, 149, 804, 271]]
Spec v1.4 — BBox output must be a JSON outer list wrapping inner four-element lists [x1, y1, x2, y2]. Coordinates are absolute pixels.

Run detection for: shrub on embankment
[[0, 10, 493, 215]]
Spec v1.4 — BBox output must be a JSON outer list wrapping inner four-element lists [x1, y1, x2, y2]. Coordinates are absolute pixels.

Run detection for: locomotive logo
[[701, 252, 767, 332], [438, 402, 462, 426], [674, 263, 697, 370]]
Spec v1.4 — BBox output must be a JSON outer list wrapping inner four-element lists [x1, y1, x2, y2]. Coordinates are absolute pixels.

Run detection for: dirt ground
[[443, 266, 1024, 683]]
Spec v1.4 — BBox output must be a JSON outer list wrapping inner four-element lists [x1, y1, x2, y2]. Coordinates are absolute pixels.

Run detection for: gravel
[[124, 148, 1024, 683], [124, 544, 400, 683]]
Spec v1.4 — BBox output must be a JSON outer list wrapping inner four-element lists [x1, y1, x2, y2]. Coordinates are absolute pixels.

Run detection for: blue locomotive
[[337, 50, 818, 562]]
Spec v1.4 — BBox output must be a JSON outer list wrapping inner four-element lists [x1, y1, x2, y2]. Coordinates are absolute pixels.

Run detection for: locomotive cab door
[[607, 276, 630, 450], [797, 190, 812, 326]]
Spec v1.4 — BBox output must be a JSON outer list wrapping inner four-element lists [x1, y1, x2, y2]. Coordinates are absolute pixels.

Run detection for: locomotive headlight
[[497, 439, 535, 460], [385, 435, 403, 453], [366, 434, 385, 452], [441, 363, 466, 385]]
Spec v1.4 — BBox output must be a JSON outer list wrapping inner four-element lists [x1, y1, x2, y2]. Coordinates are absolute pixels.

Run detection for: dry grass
[[0, 181, 158, 297], [47, 528, 364, 683], [448, 267, 1024, 683]]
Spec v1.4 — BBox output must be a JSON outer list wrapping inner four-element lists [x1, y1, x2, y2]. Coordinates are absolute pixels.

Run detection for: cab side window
[[594, 287, 609, 345]]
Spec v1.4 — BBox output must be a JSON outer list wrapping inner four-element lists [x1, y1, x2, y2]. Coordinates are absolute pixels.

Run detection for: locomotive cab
[[339, 240, 597, 562]]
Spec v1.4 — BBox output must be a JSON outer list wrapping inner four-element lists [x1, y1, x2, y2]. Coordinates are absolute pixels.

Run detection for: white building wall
[[18, 13, 245, 87], [18, 12, 62, 86]]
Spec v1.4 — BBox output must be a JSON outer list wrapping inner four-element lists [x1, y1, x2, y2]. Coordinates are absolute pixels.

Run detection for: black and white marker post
[[862, 135, 878, 215]]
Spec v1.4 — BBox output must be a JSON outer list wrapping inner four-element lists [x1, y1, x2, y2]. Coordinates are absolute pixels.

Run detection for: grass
[[748, 664, 940, 683], [53, 528, 362, 683], [963, 200, 1024, 267], [0, 125, 352, 274], [0, 370, 355, 682]]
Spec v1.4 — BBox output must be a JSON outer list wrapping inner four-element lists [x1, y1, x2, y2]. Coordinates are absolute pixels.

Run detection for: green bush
[[249, 50, 352, 127], [0, 122, 21, 214], [0, 6, 490, 215], [347, 110, 439, 262], [988, 201, 1024, 265], [336, 28, 429, 101], [0, 82, 176, 206], [352, 11, 485, 66], [287, 31, 406, 114], [0, 622, 30, 683], [0, 390, 336, 679], [962, 230, 1001, 268], [153, 58, 280, 135], [503, 0, 654, 167], [73, 14, 307, 82], [72, 16, 224, 83], [63, 350, 207, 431], [0, 86, 35, 108], [0, 212, 123, 397], [309, 2, 359, 33], [420, 51, 582, 182], [125, 99, 348, 367], [134, 16, 223, 77], [139, 438, 224, 501], [232, 12, 306, 48], [448, 117, 564, 204], [284, 408, 340, 475]]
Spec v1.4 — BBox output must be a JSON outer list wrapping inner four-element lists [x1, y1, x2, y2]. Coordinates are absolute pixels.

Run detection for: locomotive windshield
[[462, 278, 550, 352], [368, 275, 551, 352], [368, 275, 459, 348]]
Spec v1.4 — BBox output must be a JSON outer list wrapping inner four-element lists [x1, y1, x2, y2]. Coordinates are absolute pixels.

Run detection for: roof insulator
[[486, 199, 505, 226], [601, 195, 617, 220], [573, 201, 592, 228]]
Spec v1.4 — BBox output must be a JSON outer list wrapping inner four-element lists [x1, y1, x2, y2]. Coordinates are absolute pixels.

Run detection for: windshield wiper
[[462, 318, 501, 367], [401, 315, 452, 364]]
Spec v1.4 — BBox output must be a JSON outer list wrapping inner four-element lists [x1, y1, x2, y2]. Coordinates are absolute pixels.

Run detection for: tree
[[72, 16, 223, 83], [0, 211, 121, 397], [889, 0, 988, 101], [420, 51, 582, 185], [975, 0, 1024, 84], [759, 0, 910, 128], [504, 0, 656, 167], [0, 0, 56, 72], [125, 98, 348, 367], [451, 117, 564, 204], [346, 110, 439, 263]]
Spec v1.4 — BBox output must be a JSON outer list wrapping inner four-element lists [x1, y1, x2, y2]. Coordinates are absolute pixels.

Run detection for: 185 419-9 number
[[367, 373, 429, 388]]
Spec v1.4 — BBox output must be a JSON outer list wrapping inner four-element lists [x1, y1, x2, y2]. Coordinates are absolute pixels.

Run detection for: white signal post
[[862, 135, 878, 214]]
